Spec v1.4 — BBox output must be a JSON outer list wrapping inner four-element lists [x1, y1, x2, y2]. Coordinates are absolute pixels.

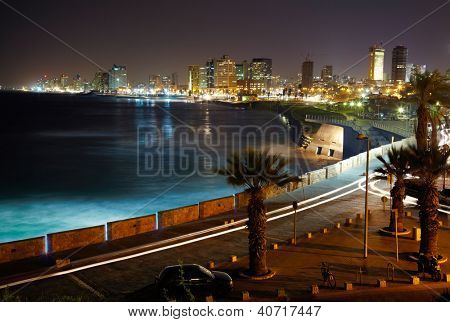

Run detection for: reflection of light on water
[[162, 109, 173, 138]]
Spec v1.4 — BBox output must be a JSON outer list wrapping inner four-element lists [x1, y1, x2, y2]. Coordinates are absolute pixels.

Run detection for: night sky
[[0, 0, 449, 86]]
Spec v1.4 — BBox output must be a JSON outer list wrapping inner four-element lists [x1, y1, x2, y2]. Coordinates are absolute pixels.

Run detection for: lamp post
[[357, 133, 370, 258], [292, 201, 298, 245]]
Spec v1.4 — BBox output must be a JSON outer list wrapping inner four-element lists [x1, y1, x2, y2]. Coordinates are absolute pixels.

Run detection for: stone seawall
[[0, 236, 46, 264], [199, 196, 234, 219], [158, 204, 199, 229], [107, 214, 156, 241], [47, 225, 105, 254]]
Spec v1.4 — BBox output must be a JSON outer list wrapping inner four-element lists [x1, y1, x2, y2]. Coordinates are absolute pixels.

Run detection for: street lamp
[[292, 201, 298, 245], [357, 133, 370, 258]]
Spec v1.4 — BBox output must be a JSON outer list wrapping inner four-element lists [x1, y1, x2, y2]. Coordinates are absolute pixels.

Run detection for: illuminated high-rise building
[[236, 60, 249, 81], [59, 74, 69, 89], [320, 65, 333, 81], [368, 45, 385, 81], [301, 59, 314, 88], [188, 65, 200, 94], [391, 46, 408, 81], [199, 66, 208, 91], [214, 55, 236, 92], [206, 59, 215, 89], [92, 71, 109, 92], [109, 64, 128, 90], [250, 58, 272, 89]]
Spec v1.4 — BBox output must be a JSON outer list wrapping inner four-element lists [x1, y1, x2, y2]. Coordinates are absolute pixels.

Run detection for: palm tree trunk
[[430, 118, 438, 150], [418, 185, 440, 257], [390, 180, 405, 231], [247, 189, 268, 276], [416, 103, 428, 151]]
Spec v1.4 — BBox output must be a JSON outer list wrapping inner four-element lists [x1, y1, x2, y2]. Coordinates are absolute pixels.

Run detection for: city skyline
[[0, 0, 449, 87]]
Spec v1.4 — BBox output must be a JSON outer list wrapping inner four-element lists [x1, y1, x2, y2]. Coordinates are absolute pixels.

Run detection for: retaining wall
[[325, 163, 340, 178], [308, 169, 327, 185], [0, 236, 46, 264], [235, 191, 251, 208], [107, 214, 156, 241], [47, 225, 105, 254], [158, 204, 199, 229], [199, 196, 234, 219]]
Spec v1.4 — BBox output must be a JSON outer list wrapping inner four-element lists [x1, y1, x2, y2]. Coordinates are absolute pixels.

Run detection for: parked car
[[155, 264, 233, 300]]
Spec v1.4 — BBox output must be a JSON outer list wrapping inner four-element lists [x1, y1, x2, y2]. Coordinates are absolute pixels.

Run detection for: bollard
[[271, 243, 278, 250], [322, 227, 328, 234], [208, 261, 215, 269], [344, 282, 353, 291], [405, 211, 412, 218], [311, 284, 319, 295], [377, 279, 387, 288], [413, 227, 421, 241], [277, 288, 286, 299], [56, 258, 71, 269], [205, 295, 214, 302], [230, 255, 237, 263], [335, 222, 341, 229], [306, 232, 312, 239], [242, 291, 250, 301], [444, 273, 450, 283], [356, 213, 363, 220], [345, 218, 353, 225], [410, 276, 420, 285]]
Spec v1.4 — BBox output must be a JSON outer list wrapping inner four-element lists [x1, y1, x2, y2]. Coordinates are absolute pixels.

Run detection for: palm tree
[[428, 103, 447, 149], [218, 148, 299, 276], [375, 147, 411, 232], [409, 145, 450, 258], [411, 70, 445, 151]]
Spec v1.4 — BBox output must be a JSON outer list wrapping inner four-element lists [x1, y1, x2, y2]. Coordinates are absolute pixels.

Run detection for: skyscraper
[[92, 71, 109, 92], [301, 59, 314, 88], [199, 66, 208, 91], [188, 65, 200, 94], [236, 60, 249, 81], [368, 45, 384, 81], [250, 58, 272, 89], [214, 55, 236, 92], [109, 64, 128, 90], [171, 72, 179, 89], [320, 65, 333, 81], [206, 59, 215, 89], [391, 46, 408, 81]]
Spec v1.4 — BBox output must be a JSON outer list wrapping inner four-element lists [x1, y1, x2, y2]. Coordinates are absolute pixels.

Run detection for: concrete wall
[[308, 169, 327, 185], [306, 124, 344, 160], [47, 225, 105, 254], [199, 196, 234, 219], [0, 236, 46, 264], [235, 191, 251, 208], [325, 163, 340, 178], [107, 214, 156, 241], [158, 204, 199, 229]]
